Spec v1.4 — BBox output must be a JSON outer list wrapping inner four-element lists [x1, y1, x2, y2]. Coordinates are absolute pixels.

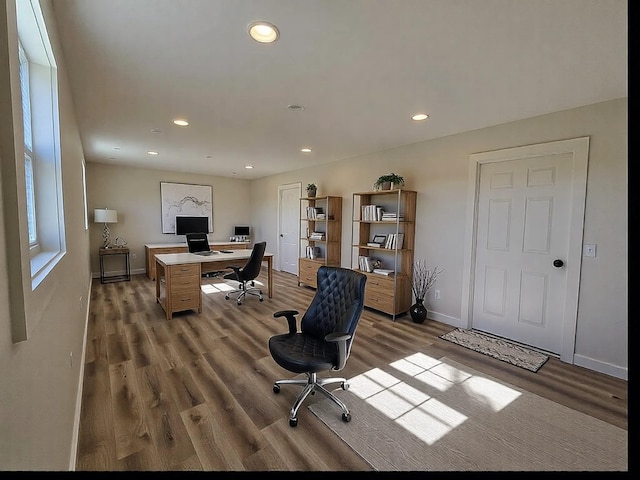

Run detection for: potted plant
[[409, 260, 443, 323], [306, 183, 317, 197], [373, 173, 405, 190]]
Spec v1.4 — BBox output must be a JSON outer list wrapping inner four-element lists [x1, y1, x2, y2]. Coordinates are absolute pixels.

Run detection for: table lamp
[[94, 208, 118, 248]]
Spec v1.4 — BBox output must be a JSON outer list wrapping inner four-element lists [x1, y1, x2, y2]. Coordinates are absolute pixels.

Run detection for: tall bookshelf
[[351, 189, 416, 319], [298, 195, 342, 288]]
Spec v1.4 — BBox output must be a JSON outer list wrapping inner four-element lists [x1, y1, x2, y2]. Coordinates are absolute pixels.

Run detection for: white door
[[462, 137, 589, 361], [278, 184, 301, 275]]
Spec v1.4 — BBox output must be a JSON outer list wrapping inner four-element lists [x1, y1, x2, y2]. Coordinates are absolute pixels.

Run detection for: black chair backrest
[[301, 266, 367, 353], [239, 241, 267, 280], [186, 233, 210, 253]]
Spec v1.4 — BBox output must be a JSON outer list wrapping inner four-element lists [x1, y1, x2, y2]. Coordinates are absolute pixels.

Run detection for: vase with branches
[[409, 260, 443, 323]]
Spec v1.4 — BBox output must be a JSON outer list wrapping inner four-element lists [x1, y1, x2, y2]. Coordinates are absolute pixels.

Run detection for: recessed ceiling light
[[248, 21, 279, 43], [173, 119, 189, 126], [151, 128, 162, 133], [245, 165, 254, 169], [287, 104, 305, 112], [412, 113, 429, 121], [113, 147, 120, 150], [301, 148, 312, 153], [147, 151, 159, 155]]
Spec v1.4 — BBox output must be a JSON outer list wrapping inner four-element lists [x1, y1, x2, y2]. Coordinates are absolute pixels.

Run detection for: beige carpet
[[308, 356, 627, 471]]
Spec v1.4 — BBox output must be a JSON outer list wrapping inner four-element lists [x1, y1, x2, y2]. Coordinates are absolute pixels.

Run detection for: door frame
[[277, 183, 302, 273], [460, 137, 590, 363]]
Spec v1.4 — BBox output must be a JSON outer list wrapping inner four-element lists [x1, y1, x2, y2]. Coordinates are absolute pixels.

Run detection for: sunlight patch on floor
[[346, 352, 522, 445]]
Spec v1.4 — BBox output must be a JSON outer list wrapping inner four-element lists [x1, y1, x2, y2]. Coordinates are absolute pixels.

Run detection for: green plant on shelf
[[373, 173, 405, 190]]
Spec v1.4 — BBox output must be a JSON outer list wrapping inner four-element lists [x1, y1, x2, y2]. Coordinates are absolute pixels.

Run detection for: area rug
[[439, 328, 549, 372], [308, 355, 627, 471]]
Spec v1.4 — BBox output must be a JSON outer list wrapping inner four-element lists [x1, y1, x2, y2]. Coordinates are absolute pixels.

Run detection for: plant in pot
[[306, 183, 317, 197], [373, 173, 405, 191], [409, 260, 443, 323]]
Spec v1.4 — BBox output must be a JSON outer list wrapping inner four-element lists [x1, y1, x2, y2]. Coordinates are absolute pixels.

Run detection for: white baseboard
[[425, 310, 627, 381], [572, 354, 628, 381]]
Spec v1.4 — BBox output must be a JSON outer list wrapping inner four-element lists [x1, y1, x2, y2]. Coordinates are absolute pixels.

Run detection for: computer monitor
[[234, 225, 250, 237], [175, 216, 209, 235]]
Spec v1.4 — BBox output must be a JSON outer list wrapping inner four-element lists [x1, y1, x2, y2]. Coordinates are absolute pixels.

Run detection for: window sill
[[31, 249, 65, 290]]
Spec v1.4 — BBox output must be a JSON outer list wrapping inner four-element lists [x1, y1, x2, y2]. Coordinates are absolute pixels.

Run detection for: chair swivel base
[[225, 281, 263, 305], [272, 372, 351, 427]]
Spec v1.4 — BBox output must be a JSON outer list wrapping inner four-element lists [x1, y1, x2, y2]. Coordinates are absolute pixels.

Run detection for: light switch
[[583, 244, 597, 257]]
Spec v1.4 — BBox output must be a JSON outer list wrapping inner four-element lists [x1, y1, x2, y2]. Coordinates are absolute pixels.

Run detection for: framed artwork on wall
[[160, 181, 213, 234]]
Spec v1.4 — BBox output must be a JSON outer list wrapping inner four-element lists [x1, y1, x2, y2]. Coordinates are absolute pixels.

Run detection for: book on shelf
[[306, 206, 324, 220], [309, 231, 325, 240], [357, 255, 382, 273], [366, 242, 381, 247], [384, 233, 404, 249], [360, 205, 385, 221], [372, 268, 394, 276]]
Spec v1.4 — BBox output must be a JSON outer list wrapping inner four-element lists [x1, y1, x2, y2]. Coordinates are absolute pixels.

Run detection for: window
[[17, 0, 66, 288]]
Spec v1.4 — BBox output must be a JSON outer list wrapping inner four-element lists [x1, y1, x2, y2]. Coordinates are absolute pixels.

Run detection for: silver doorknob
[[553, 259, 564, 268]]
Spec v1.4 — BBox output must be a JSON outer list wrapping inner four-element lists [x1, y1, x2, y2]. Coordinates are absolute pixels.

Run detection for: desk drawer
[[169, 264, 200, 278], [170, 291, 200, 311]]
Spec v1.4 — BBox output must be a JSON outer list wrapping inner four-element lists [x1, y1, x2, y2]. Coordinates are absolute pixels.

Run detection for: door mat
[[439, 328, 549, 372]]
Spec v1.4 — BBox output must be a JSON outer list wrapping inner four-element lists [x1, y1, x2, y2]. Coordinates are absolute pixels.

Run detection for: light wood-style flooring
[[75, 269, 627, 471]]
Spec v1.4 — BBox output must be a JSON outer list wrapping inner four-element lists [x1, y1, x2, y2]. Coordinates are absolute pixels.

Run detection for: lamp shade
[[94, 208, 118, 223]]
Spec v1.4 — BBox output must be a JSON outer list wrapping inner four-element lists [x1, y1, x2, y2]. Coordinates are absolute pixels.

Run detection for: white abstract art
[[160, 182, 213, 233]]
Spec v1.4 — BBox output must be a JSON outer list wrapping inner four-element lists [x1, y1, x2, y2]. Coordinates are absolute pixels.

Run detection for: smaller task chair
[[269, 266, 367, 427], [224, 241, 267, 305]]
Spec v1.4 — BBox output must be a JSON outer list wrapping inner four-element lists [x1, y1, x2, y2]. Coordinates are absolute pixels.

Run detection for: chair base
[[273, 372, 351, 427], [225, 281, 263, 305]]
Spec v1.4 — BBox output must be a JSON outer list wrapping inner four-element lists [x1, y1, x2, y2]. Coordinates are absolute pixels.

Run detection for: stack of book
[[381, 212, 404, 221], [309, 231, 325, 240], [372, 268, 394, 276]]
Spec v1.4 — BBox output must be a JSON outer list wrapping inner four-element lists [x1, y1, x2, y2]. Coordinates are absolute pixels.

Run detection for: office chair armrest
[[273, 310, 300, 334], [325, 331, 352, 370]]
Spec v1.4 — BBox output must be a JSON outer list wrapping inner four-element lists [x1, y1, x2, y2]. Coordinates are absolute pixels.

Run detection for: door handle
[[553, 259, 564, 268]]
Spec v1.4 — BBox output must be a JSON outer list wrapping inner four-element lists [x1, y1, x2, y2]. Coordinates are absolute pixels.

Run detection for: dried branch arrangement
[[411, 259, 444, 300]]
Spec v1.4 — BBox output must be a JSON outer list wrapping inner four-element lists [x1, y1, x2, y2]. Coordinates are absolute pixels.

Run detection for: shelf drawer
[[365, 290, 394, 314], [298, 258, 320, 287]]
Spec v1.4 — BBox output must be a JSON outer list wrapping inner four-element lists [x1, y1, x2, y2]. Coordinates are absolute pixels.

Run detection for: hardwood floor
[[75, 269, 628, 471]]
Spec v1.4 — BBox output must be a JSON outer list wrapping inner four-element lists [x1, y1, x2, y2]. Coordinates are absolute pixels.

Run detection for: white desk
[[155, 249, 274, 320], [145, 241, 250, 280]]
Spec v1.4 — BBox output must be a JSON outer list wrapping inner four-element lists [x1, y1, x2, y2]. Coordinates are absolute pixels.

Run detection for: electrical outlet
[[434, 289, 441, 300], [70, 352, 73, 367], [132, 253, 137, 259], [79, 296, 83, 310], [583, 244, 597, 257]]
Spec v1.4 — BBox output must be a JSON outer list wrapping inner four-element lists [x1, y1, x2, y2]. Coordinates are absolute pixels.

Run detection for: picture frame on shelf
[[372, 234, 386, 246]]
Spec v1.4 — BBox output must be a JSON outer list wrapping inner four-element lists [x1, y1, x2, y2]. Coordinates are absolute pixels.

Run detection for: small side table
[[99, 247, 131, 284]]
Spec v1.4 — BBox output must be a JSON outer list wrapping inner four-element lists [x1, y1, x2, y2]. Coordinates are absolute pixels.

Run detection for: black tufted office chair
[[223, 241, 267, 305], [269, 266, 367, 427]]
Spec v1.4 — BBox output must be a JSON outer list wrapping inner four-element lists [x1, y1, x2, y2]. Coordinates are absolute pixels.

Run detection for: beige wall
[[1, 0, 91, 470], [86, 163, 252, 276], [250, 98, 628, 379]]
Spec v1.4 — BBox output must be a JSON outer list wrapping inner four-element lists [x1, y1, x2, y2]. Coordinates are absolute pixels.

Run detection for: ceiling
[[51, 0, 627, 180]]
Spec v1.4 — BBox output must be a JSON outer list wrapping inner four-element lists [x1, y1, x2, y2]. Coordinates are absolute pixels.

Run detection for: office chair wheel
[[341, 382, 349, 390], [342, 413, 351, 423], [289, 418, 298, 427], [273, 384, 280, 393], [225, 294, 230, 300]]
